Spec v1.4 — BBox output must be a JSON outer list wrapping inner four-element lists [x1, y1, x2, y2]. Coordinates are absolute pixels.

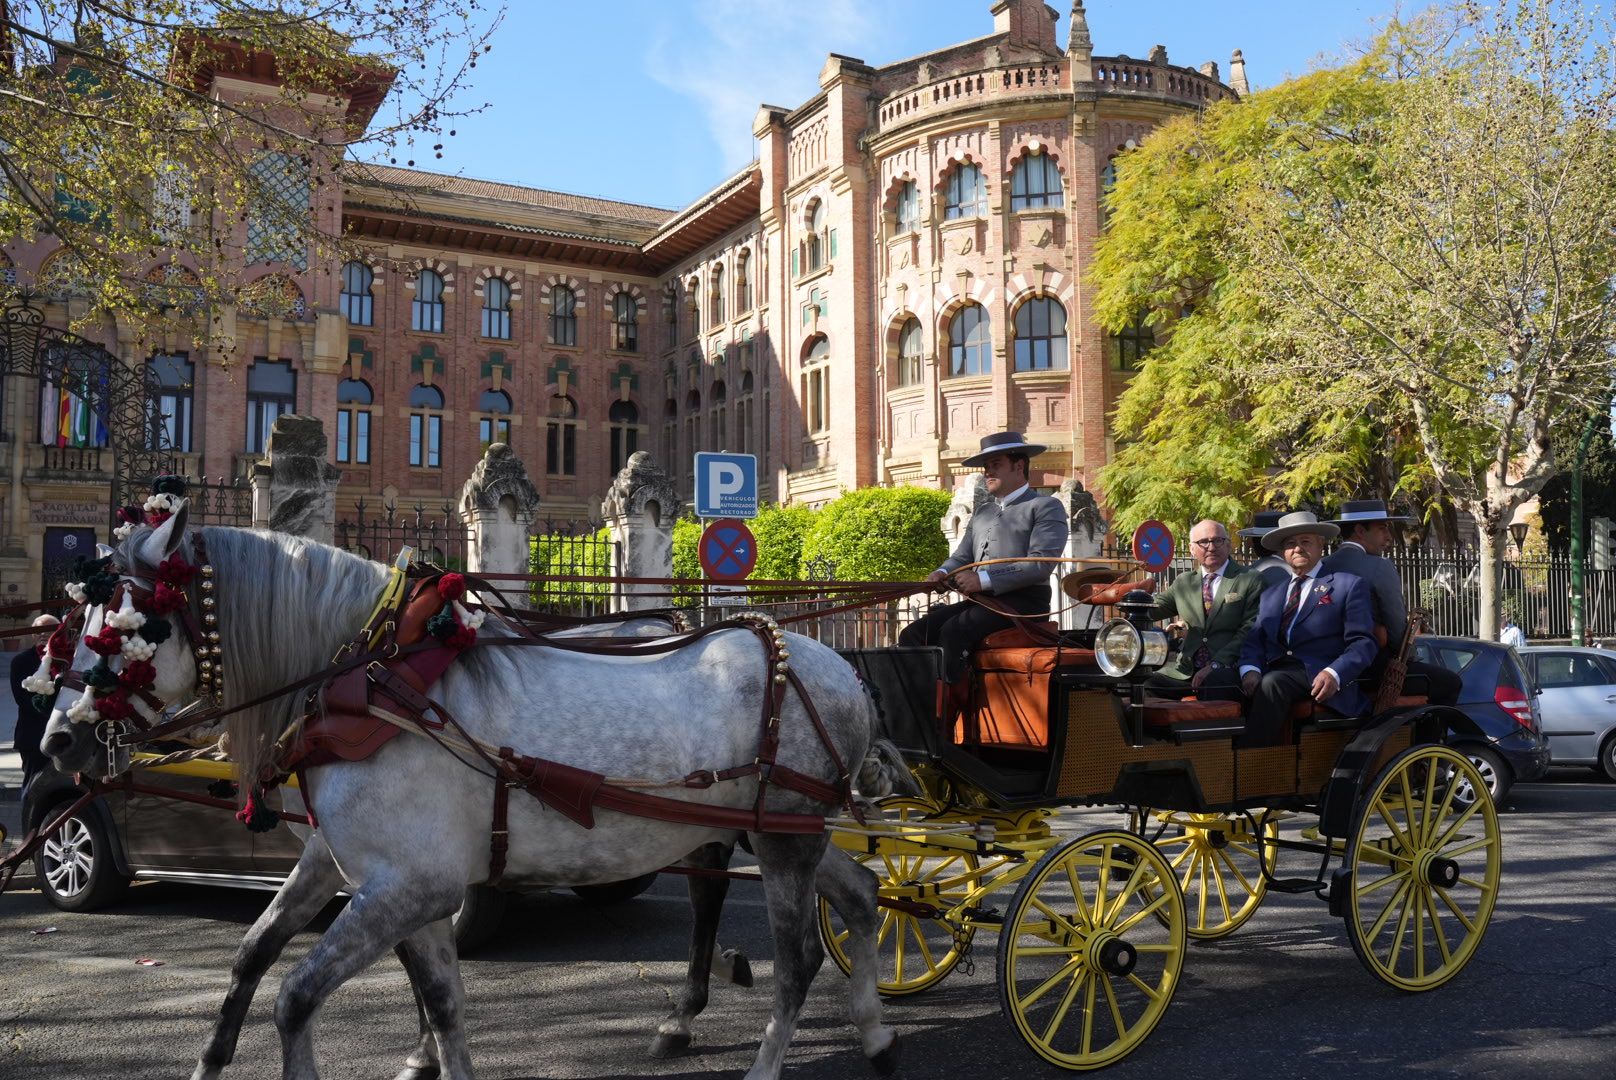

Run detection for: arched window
[[613, 293, 638, 351], [336, 378, 372, 464], [802, 337, 830, 433], [478, 388, 512, 448], [545, 394, 578, 475], [408, 383, 444, 468], [148, 353, 194, 452], [412, 269, 444, 333], [481, 278, 512, 340], [736, 370, 755, 456], [896, 318, 923, 387], [735, 251, 752, 312], [1010, 152, 1063, 211], [709, 265, 725, 324], [711, 380, 728, 451], [806, 201, 826, 272], [246, 359, 296, 452], [684, 388, 701, 455], [608, 399, 639, 475], [948, 304, 991, 377], [340, 261, 374, 326], [945, 163, 986, 220], [895, 180, 920, 234], [1111, 314, 1155, 371], [550, 285, 577, 346], [1013, 297, 1068, 371]]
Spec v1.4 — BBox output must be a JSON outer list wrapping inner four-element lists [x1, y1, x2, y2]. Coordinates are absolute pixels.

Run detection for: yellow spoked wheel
[[1343, 745, 1502, 992], [819, 798, 980, 997], [1152, 812, 1278, 939], [998, 830, 1186, 1071]]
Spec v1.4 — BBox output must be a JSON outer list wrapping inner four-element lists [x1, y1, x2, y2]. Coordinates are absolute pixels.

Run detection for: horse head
[[41, 500, 202, 778]]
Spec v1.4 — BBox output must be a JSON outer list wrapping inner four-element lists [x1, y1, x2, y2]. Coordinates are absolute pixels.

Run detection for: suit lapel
[[1205, 561, 1242, 625], [1292, 571, 1331, 630]]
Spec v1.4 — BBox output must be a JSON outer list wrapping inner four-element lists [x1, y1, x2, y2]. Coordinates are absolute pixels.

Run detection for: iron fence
[[335, 500, 470, 569], [183, 475, 253, 528], [528, 518, 619, 615]]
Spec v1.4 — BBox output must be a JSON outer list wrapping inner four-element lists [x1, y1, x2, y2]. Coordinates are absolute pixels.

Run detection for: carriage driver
[[899, 432, 1070, 687]]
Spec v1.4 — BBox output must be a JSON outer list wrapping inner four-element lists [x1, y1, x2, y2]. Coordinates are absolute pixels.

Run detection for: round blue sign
[[1132, 520, 1174, 573], [700, 519, 758, 582]]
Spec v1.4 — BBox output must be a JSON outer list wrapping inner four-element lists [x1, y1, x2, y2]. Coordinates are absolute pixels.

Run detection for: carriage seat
[[980, 621, 1060, 649], [961, 642, 1096, 750], [1142, 699, 1245, 740]]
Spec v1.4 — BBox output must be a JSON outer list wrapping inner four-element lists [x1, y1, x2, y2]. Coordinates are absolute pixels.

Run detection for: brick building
[[1, 0, 1244, 601]]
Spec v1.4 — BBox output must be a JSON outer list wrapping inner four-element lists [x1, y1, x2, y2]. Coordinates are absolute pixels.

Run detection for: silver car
[[1518, 646, 1616, 780]]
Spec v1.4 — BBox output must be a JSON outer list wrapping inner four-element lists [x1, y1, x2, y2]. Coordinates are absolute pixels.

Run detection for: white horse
[[42, 504, 902, 1080]]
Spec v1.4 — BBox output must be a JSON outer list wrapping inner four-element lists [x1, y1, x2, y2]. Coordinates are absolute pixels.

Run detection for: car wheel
[[450, 884, 508, 953], [571, 872, 659, 906], [1599, 735, 1616, 783], [1453, 747, 1510, 809], [34, 804, 130, 913]]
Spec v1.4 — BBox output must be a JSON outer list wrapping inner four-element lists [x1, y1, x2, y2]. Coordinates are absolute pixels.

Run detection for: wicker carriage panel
[[1299, 729, 1352, 792], [1370, 727, 1413, 776], [1056, 690, 1234, 803], [1236, 746, 1299, 799]]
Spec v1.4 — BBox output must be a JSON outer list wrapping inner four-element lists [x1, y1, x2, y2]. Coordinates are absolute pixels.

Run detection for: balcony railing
[[27, 444, 112, 479], [875, 62, 1067, 135]]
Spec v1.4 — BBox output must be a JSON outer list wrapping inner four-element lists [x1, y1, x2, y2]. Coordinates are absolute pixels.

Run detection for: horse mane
[[198, 527, 390, 788]]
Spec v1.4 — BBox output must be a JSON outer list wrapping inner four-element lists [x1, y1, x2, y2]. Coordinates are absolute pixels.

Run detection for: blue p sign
[[695, 452, 758, 519]]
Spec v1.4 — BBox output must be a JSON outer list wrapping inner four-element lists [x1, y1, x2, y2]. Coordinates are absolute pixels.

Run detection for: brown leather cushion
[[1078, 579, 1157, 606], [965, 645, 1096, 748], [1143, 699, 1243, 731], [1394, 695, 1428, 708], [980, 621, 1059, 649]]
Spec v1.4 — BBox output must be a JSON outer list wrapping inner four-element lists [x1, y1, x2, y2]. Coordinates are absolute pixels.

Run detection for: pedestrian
[[9, 613, 61, 790], [1499, 615, 1525, 650]]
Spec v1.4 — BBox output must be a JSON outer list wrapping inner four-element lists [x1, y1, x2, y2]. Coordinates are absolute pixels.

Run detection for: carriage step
[[964, 906, 1003, 926], [1267, 877, 1324, 895]]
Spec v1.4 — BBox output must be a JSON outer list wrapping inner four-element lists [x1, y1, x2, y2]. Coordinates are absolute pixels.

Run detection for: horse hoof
[[650, 1031, 691, 1058], [869, 1033, 901, 1076], [730, 952, 754, 988], [392, 1066, 441, 1080]]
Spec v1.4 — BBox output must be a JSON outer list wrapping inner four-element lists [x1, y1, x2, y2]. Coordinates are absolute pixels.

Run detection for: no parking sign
[[699, 519, 758, 583], [1132, 520, 1175, 573]]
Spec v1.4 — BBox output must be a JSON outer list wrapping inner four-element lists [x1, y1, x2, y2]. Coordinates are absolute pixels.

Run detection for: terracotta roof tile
[[343, 163, 677, 227]]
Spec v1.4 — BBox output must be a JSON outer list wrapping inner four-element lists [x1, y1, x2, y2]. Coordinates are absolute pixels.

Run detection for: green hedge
[[530, 528, 613, 607], [800, 486, 950, 582]]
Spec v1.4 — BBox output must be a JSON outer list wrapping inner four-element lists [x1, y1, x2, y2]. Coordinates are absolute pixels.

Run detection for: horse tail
[[857, 737, 920, 798]]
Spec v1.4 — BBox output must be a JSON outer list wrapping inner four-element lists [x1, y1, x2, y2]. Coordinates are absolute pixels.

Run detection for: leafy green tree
[[669, 516, 703, 607], [529, 527, 612, 609], [800, 487, 950, 582], [751, 503, 818, 581]]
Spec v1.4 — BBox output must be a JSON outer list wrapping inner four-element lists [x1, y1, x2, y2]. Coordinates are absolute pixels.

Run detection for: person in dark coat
[[1324, 499, 1462, 706], [1145, 518, 1264, 701], [1239, 511, 1291, 590], [10, 614, 61, 789]]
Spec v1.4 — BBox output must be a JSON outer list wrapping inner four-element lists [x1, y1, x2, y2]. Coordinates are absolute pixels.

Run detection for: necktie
[[1277, 576, 1305, 650], [1191, 573, 1215, 670]]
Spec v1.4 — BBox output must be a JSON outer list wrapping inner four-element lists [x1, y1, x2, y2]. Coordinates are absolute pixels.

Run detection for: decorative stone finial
[[602, 451, 682, 528], [1057, 478, 1108, 543], [1067, 1, 1092, 56], [1229, 48, 1250, 97], [459, 442, 540, 517], [1148, 44, 1168, 66]]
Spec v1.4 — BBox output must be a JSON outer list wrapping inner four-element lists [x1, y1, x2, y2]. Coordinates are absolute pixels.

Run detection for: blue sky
[[396, 1, 1404, 210]]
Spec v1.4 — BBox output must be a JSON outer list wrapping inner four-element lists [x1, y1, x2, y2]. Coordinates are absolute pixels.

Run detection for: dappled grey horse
[[42, 506, 903, 1080]]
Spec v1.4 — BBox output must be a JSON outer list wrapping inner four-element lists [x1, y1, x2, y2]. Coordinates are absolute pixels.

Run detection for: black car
[[1414, 635, 1551, 805]]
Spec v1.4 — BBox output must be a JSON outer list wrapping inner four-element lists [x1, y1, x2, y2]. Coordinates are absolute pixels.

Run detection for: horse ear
[[96, 544, 114, 560], [135, 499, 190, 570]]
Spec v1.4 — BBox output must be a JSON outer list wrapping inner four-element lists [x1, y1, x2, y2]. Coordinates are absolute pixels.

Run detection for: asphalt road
[[2, 773, 1614, 1080]]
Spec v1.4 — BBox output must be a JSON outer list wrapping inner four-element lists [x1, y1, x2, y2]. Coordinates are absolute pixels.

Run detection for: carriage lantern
[[1094, 589, 1169, 678]]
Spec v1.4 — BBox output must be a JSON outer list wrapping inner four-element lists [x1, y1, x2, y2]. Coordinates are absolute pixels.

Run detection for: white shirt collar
[[997, 483, 1029, 507], [1202, 559, 1230, 579], [1290, 564, 1321, 583]]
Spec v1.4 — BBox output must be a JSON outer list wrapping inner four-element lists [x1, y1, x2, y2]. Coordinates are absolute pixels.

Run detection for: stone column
[[601, 451, 681, 612], [459, 443, 541, 606], [1056, 477, 1110, 630], [248, 414, 341, 541]]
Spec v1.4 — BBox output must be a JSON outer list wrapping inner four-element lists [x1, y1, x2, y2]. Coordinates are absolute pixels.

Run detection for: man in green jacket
[[1146, 518, 1266, 701]]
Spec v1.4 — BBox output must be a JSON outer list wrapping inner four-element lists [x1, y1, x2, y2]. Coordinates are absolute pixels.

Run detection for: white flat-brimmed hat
[[1329, 498, 1412, 526], [1261, 510, 1340, 552], [962, 431, 1048, 468]]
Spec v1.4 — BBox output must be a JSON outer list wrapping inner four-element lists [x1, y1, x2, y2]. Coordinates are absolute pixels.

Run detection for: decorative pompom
[[116, 504, 145, 527], [83, 572, 118, 606], [85, 626, 125, 656], [437, 573, 467, 602], [207, 779, 237, 799], [20, 654, 56, 696], [105, 597, 146, 632], [72, 555, 112, 581], [30, 693, 53, 714], [152, 475, 188, 497], [447, 624, 477, 649], [452, 600, 485, 631], [64, 581, 88, 604], [143, 491, 180, 515], [84, 661, 120, 691], [94, 692, 133, 723], [155, 554, 196, 587], [113, 522, 136, 542], [236, 788, 280, 833], [118, 660, 157, 691], [120, 635, 157, 662], [426, 607, 460, 642], [146, 510, 172, 527], [140, 616, 172, 645], [66, 693, 99, 725], [150, 581, 188, 614]]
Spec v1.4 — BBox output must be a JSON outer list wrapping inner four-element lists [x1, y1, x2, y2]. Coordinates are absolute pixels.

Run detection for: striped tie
[[1277, 576, 1305, 650], [1192, 573, 1215, 670]]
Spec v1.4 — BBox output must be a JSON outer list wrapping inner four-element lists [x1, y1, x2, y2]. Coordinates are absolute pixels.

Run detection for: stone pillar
[[942, 473, 992, 553], [248, 414, 341, 541], [459, 443, 541, 606], [1056, 477, 1110, 630], [601, 451, 681, 612]]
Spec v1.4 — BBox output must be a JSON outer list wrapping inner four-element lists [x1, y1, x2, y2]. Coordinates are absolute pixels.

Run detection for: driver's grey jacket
[[937, 489, 1069, 595]]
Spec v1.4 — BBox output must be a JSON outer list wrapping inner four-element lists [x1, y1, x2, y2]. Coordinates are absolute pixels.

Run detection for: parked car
[[1516, 646, 1616, 780], [21, 753, 657, 949], [1413, 635, 1551, 806]]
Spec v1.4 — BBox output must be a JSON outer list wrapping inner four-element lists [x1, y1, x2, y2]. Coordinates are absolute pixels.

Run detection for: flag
[[57, 382, 72, 448]]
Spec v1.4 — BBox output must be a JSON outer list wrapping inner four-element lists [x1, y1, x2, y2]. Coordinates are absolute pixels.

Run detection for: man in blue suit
[[1238, 511, 1379, 747]]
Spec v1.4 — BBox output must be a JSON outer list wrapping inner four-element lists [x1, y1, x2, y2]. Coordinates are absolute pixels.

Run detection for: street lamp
[[1509, 521, 1530, 553]]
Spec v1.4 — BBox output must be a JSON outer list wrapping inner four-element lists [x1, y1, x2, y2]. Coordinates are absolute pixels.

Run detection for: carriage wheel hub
[[1084, 930, 1137, 977], [1421, 853, 1460, 889]]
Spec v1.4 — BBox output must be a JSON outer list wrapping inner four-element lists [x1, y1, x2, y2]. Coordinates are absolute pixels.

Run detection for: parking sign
[[694, 452, 758, 519]]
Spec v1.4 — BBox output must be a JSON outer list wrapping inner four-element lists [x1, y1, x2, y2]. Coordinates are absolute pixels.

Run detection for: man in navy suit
[[1238, 511, 1379, 747]]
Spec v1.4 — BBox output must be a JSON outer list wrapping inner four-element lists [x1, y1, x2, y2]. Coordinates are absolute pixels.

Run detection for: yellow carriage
[[828, 589, 1501, 1071]]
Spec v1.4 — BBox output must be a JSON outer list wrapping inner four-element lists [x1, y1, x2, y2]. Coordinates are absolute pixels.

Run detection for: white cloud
[[646, 0, 890, 171]]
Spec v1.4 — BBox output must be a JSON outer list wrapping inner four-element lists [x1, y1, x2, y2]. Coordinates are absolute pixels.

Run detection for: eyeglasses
[[1191, 538, 1229, 549]]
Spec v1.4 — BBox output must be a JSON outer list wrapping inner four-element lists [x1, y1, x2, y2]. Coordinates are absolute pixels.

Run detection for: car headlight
[[1140, 629, 1169, 669], [1096, 618, 1143, 677]]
